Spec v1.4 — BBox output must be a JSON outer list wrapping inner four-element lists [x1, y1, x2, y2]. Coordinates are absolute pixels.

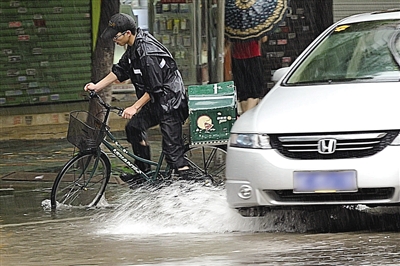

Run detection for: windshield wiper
[[292, 76, 373, 85], [326, 76, 374, 83]]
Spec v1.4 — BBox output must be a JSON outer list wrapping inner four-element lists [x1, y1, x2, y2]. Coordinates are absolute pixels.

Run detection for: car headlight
[[390, 133, 400, 146], [229, 133, 272, 149]]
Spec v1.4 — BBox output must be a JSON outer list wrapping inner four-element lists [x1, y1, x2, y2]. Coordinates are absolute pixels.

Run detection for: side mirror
[[272, 67, 290, 82]]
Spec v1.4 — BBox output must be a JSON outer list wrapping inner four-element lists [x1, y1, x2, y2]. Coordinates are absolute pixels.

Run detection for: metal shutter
[[333, 0, 400, 22], [0, 0, 91, 106]]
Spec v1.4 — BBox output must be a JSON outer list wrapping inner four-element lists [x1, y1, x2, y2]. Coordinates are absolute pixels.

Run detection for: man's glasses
[[113, 31, 127, 41]]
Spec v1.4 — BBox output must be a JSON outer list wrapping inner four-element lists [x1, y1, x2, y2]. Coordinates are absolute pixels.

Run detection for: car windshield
[[286, 19, 400, 85]]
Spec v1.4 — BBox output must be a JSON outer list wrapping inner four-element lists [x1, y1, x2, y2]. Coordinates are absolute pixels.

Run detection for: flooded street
[[2, 179, 400, 265], [2, 1, 400, 264], [1, 134, 400, 265]]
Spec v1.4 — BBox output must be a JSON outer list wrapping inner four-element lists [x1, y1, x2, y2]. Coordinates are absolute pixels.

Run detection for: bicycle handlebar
[[88, 90, 124, 116]]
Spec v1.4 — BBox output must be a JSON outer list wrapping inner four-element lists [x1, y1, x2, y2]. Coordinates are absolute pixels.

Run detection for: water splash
[[44, 181, 400, 234], [94, 181, 320, 235], [95, 182, 243, 235]]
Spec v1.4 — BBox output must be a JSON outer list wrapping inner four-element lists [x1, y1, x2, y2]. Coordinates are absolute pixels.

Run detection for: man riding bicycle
[[84, 13, 190, 182]]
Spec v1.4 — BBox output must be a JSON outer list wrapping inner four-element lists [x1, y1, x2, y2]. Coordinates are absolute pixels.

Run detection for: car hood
[[233, 82, 400, 134]]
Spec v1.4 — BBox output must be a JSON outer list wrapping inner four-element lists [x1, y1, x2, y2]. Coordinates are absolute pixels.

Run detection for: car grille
[[267, 188, 394, 202], [269, 130, 399, 159]]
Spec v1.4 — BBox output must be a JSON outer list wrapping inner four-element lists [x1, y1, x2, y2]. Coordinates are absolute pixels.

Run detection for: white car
[[226, 9, 400, 216]]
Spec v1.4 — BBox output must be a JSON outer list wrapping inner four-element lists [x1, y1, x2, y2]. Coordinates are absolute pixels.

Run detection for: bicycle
[[50, 91, 227, 210]]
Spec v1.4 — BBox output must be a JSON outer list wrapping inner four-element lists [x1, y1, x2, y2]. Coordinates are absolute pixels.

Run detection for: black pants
[[125, 104, 187, 172]]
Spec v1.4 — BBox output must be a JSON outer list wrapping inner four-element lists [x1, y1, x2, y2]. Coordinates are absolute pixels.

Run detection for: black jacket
[[112, 28, 188, 121]]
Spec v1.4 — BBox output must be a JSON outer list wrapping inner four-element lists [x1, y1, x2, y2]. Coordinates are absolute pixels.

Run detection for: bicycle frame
[[100, 129, 170, 183], [87, 91, 170, 184]]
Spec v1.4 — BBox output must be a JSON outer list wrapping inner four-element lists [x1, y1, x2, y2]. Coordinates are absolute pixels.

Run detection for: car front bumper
[[225, 145, 400, 208]]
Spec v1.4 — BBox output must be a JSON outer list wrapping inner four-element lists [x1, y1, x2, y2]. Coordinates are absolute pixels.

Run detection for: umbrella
[[225, 0, 289, 41]]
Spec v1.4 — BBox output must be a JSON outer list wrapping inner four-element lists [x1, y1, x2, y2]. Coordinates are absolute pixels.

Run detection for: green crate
[[188, 81, 237, 145]]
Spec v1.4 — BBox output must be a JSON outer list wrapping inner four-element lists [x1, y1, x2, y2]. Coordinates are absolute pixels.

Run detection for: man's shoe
[[119, 172, 144, 185], [176, 166, 206, 181], [177, 167, 192, 180]]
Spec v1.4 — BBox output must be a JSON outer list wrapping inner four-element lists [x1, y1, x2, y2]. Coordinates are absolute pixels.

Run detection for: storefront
[[3, 0, 397, 107]]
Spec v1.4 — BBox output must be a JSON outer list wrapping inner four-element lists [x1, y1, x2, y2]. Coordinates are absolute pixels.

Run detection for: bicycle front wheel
[[184, 145, 226, 185], [51, 151, 111, 210]]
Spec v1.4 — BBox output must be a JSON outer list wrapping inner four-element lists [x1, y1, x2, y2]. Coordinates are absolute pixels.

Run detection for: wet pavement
[[2, 110, 400, 265], [2, 177, 400, 265]]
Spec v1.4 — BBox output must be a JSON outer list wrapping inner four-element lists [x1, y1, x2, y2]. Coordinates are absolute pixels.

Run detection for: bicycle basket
[[67, 111, 109, 150]]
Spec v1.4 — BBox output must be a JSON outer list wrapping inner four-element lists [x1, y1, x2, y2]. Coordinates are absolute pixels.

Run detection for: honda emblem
[[318, 139, 337, 154]]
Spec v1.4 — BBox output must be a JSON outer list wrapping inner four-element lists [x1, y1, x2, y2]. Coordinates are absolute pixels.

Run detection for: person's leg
[[239, 100, 248, 113], [125, 126, 151, 172], [125, 106, 159, 172], [232, 58, 249, 114], [241, 98, 259, 112], [159, 112, 187, 171]]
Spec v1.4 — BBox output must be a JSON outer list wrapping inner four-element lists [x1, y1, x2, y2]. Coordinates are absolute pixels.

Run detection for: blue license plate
[[293, 170, 357, 193]]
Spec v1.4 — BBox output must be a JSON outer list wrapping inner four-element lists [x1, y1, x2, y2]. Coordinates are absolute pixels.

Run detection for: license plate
[[293, 170, 357, 193]]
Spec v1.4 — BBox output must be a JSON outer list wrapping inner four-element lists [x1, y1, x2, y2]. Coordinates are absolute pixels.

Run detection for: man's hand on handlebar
[[85, 89, 124, 116], [84, 82, 99, 92]]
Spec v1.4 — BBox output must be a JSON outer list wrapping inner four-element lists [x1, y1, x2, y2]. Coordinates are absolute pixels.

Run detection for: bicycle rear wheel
[[51, 151, 111, 210], [184, 145, 226, 185]]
